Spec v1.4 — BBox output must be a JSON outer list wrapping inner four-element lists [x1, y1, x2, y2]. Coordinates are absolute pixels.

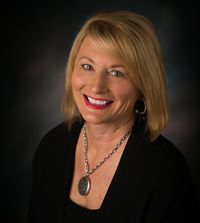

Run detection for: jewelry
[[78, 124, 132, 196], [135, 99, 147, 117]]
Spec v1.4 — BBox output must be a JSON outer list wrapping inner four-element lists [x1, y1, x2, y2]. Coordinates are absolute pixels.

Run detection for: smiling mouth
[[83, 94, 113, 108]]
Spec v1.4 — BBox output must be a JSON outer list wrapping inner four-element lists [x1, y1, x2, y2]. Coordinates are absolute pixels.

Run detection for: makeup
[[83, 94, 113, 109]]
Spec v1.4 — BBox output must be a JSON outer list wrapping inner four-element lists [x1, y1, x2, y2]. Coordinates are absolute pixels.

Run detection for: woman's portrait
[[2, 1, 199, 223]]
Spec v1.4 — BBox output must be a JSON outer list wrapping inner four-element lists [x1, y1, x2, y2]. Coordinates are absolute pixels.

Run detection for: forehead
[[76, 36, 124, 64], [79, 36, 101, 52]]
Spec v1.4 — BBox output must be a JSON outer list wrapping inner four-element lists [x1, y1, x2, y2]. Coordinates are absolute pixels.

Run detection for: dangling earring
[[135, 99, 147, 119]]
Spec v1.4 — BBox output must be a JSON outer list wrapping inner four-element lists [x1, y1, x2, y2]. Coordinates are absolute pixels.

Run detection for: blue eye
[[81, 64, 93, 70], [110, 70, 124, 77]]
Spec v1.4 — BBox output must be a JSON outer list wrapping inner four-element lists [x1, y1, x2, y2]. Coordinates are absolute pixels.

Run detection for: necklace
[[78, 124, 132, 196]]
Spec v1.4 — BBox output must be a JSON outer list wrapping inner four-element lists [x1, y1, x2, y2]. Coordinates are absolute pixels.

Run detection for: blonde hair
[[63, 10, 168, 141]]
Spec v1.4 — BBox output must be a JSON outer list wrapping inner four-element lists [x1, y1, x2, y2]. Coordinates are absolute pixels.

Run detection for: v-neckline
[[67, 122, 141, 212]]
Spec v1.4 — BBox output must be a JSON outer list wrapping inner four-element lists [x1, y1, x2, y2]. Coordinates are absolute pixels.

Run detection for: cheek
[[118, 85, 139, 109], [118, 84, 138, 100], [71, 71, 85, 90]]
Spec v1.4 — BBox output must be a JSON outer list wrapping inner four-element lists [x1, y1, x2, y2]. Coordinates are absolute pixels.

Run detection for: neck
[[84, 119, 134, 149]]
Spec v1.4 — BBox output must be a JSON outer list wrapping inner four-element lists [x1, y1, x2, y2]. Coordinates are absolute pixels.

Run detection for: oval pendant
[[78, 176, 91, 196]]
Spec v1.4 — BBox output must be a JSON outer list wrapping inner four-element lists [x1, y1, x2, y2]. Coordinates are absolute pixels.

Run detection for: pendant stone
[[78, 176, 91, 196]]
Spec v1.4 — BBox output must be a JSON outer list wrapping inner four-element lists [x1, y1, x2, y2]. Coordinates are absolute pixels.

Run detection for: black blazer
[[28, 121, 198, 223]]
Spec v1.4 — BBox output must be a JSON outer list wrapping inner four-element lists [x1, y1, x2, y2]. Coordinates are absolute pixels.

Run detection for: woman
[[28, 11, 198, 222]]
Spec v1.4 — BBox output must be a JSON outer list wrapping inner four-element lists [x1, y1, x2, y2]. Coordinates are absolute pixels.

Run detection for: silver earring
[[135, 99, 147, 116]]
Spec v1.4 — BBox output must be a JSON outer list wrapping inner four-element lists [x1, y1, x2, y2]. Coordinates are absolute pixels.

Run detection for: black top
[[64, 197, 101, 222], [28, 121, 199, 223]]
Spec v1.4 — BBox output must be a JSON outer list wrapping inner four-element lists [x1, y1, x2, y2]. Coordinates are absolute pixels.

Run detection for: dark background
[[2, 0, 199, 222]]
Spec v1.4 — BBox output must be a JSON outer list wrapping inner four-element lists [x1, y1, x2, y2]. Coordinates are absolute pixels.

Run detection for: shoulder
[[130, 133, 192, 183], [131, 120, 188, 174], [142, 135, 196, 198], [41, 122, 67, 141], [33, 121, 82, 164], [151, 135, 191, 179], [129, 133, 197, 202], [150, 135, 189, 172], [144, 136, 198, 219], [35, 123, 68, 157], [125, 134, 199, 222]]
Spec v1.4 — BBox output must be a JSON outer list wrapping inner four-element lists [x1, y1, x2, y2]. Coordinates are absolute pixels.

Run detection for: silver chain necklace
[[78, 124, 132, 196]]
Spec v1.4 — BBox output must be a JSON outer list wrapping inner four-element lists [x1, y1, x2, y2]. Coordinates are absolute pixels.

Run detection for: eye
[[81, 64, 93, 71], [109, 70, 124, 77]]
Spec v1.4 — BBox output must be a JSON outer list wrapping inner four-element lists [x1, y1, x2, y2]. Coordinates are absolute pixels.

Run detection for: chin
[[82, 114, 110, 125]]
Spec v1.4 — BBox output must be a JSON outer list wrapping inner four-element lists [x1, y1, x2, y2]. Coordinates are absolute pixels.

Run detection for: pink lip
[[83, 95, 113, 110]]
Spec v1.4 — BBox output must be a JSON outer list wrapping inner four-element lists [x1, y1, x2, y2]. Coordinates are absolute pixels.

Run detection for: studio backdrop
[[2, 1, 199, 222]]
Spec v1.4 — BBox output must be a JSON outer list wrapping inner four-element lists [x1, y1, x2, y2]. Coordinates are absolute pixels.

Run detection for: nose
[[91, 72, 108, 93]]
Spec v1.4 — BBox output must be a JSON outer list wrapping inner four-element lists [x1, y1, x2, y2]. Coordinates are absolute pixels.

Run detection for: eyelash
[[81, 64, 93, 71], [81, 64, 124, 77], [109, 70, 124, 77]]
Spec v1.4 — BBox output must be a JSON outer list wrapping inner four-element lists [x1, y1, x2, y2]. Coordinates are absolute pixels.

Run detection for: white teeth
[[87, 96, 109, 105]]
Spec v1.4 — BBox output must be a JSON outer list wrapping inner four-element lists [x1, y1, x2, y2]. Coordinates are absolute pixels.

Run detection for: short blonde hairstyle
[[63, 10, 168, 141]]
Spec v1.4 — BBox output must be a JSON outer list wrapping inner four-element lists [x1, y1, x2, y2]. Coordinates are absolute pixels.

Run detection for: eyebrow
[[78, 56, 125, 68], [79, 56, 95, 64]]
